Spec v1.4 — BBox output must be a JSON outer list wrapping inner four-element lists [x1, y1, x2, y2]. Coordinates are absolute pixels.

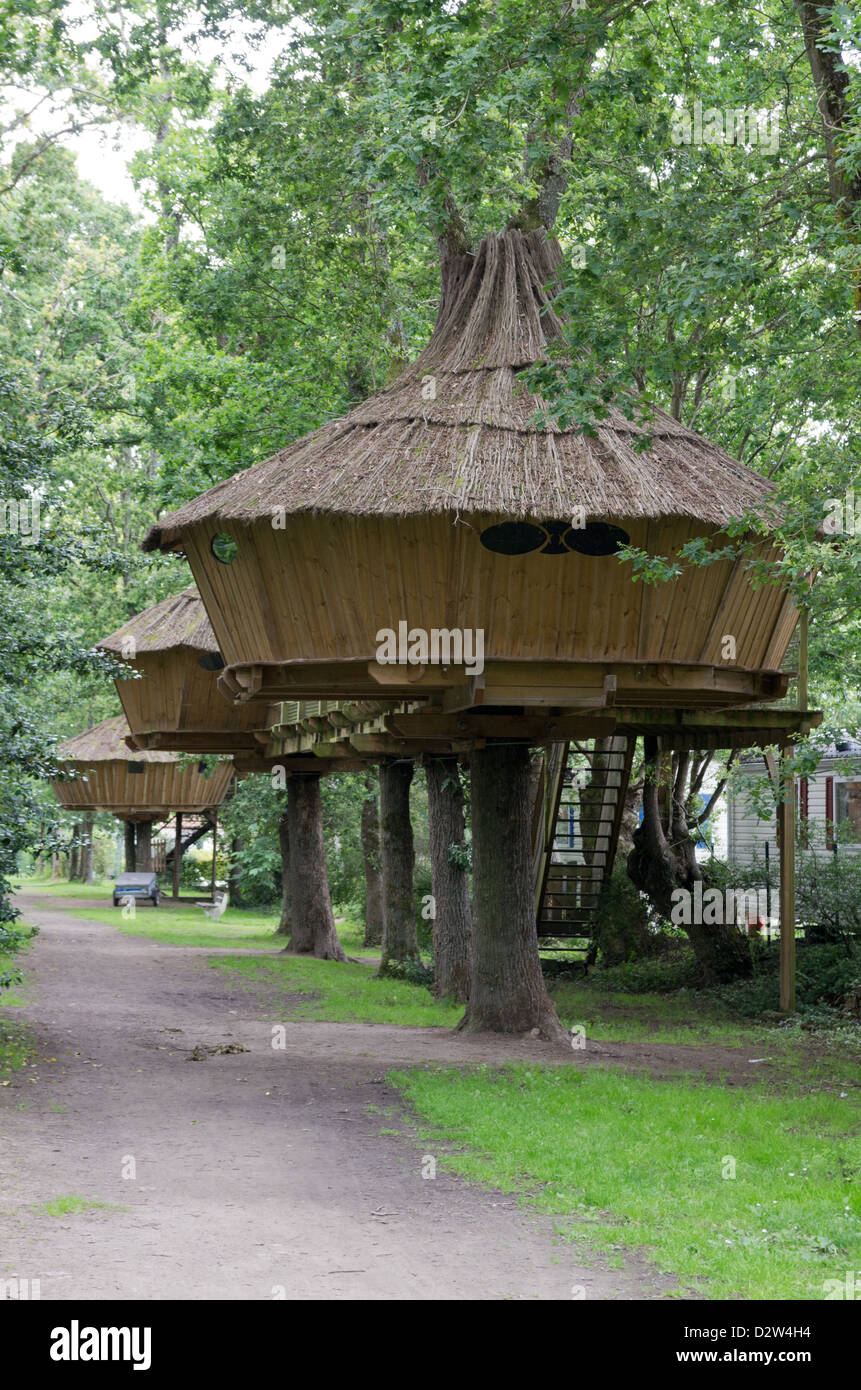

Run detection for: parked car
[[113, 872, 160, 908]]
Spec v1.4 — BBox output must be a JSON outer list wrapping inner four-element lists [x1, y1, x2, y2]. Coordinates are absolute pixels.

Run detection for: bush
[[591, 862, 677, 966], [702, 942, 861, 1019], [383, 954, 435, 988], [588, 950, 701, 994]]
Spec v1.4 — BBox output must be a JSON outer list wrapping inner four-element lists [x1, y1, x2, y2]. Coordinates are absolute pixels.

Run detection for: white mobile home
[[728, 738, 861, 872]]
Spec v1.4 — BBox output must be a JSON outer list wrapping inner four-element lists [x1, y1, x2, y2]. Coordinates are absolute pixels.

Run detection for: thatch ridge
[[142, 228, 777, 551], [98, 588, 217, 655]]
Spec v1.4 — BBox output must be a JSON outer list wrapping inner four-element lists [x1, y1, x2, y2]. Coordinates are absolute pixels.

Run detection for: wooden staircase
[[532, 737, 633, 946]]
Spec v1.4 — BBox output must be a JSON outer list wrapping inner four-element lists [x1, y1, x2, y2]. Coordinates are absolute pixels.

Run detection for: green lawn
[[209, 953, 460, 1027], [15, 875, 118, 900], [389, 1062, 861, 1300]]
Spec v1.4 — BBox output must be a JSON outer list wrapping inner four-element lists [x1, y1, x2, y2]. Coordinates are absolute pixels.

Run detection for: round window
[[479, 521, 546, 555], [211, 532, 238, 565], [565, 523, 630, 556]]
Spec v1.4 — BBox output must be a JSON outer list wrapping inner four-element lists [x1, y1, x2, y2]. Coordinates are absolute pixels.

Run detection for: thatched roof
[[57, 715, 180, 764], [98, 588, 216, 655], [143, 228, 776, 551]]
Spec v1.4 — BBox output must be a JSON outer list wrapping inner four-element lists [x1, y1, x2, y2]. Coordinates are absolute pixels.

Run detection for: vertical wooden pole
[[173, 812, 182, 899], [778, 745, 796, 1013], [210, 810, 218, 899], [798, 606, 809, 711]]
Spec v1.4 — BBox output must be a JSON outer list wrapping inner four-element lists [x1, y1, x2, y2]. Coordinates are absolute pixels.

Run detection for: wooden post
[[798, 606, 809, 711], [173, 811, 182, 899], [210, 810, 218, 900], [778, 745, 796, 1013]]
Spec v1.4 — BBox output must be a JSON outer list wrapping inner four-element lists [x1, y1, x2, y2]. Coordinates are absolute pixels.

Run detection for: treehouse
[[52, 715, 234, 873], [141, 226, 813, 1026], [143, 229, 799, 717], [97, 588, 263, 757], [97, 589, 365, 776]]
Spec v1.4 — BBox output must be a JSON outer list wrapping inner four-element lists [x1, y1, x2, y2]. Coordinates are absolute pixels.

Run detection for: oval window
[[211, 532, 238, 565], [480, 521, 546, 555], [128, 761, 145, 774], [565, 522, 630, 556], [198, 650, 225, 672]]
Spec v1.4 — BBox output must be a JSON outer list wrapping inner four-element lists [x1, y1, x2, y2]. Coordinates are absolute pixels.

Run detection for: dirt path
[[0, 895, 679, 1301]]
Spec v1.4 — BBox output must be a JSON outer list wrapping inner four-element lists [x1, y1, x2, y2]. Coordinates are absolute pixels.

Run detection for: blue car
[[113, 872, 160, 908]]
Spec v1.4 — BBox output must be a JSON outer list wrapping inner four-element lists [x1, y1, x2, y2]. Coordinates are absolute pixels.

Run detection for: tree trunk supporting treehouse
[[459, 744, 568, 1042], [627, 736, 751, 983], [283, 775, 346, 960], [135, 819, 154, 872], [276, 801, 291, 937], [426, 756, 472, 1003], [361, 773, 384, 947], [378, 760, 418, 975], [210, 809, 218, 899], [172, 812, 182, 898], [123, 821, 137, 874], [81, 816, 95, 884]]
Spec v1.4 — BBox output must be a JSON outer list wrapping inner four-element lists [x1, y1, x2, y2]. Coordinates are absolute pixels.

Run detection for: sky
[[1, 3, 291, 216]]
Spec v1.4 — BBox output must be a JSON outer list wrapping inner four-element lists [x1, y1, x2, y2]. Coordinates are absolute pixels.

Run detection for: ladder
[[533, 736, 633, 946]]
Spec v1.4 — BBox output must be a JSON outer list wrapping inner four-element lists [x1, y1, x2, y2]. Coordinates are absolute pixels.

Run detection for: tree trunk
[[426, 756, 472, 1003], [276, 802, 292, 936], [795, 1, 861, 337], [124, 821, 137, 874], [69, 825, 80, 881], [283, 775, 346, 960], [459, 744, 568, 1042], [627, 738, 751, 983], [172, 813, 182, 898], [360, 773, 384, 947], [135, 820, 153, 872], [227, 835, 243, 908], [378, 760, 418, 975], [81, 817, 95, 884]]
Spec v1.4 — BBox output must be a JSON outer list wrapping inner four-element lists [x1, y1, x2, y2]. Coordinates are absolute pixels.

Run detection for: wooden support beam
[[778, 745, 796, 1014], [798, 607, 809, 711]]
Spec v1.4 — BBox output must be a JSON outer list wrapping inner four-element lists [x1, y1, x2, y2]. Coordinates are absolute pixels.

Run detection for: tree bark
[[795, 2, 861, 337], [227, 835, 243, 908], [360, 773, 384, 947], [378, 760, 418, 975], [282, 776, 346, 960], [426, 756, 472, 1003], [69, 824, 80, 881], [135, 820, 153, 872], [124, 821, 136, 874], [627, 738, 751, 983], [459, 744, 568, 1042], [81, 817, 95, 884], [276, 802, 292, 936]]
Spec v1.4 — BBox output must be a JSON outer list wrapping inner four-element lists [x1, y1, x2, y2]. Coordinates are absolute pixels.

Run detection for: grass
[[550, 978, 774, 1047], [389, 1062, 861, 1300], [0, 1020, 35, 1079], [40, 1195, 111, 1217], [15, 875, 118, 900], [19, 878, 377, 958], [209, 953, 460, 1028]]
